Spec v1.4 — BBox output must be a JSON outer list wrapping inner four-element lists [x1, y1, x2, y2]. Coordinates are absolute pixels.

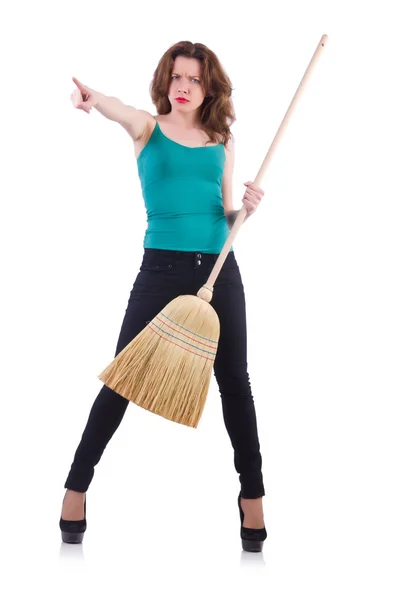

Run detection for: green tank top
[[137, 120, 232, 253]]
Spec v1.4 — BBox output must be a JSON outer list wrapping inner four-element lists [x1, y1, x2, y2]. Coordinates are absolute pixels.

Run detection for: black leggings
[[64, 248, 265, 499]]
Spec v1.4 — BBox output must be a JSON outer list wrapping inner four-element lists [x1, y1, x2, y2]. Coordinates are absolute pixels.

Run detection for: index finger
[[72, 77, 85, 92]]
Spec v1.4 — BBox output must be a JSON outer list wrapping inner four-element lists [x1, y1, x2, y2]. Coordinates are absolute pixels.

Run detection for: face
[[168, 55, 206, 113]]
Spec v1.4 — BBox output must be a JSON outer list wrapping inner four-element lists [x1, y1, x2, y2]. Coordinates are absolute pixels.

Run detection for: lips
[[176, 98, 189, 103]]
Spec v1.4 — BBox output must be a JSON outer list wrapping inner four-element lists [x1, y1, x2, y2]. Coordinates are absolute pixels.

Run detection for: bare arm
[[94, 94, 149, 140], [222, 136, 248, 229]]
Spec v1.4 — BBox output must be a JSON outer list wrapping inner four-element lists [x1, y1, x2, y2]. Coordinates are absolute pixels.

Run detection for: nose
[[177, 77, 190, 94]]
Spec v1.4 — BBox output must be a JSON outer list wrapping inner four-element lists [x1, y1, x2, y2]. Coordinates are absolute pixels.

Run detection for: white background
[[1, 0, 396, 597]]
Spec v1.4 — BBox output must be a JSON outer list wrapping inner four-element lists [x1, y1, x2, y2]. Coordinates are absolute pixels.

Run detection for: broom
[[98, 34, 328, 428]]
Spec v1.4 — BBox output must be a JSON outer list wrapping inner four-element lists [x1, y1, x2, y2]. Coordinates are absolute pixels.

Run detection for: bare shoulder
[[224, 134, 235, 165], [224, 134, 234, 151]]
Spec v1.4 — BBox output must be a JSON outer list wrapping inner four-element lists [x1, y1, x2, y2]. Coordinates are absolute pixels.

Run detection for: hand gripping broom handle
[[201, 34, 328, 295]]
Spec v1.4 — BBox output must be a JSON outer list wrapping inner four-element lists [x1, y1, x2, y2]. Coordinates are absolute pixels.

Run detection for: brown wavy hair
[[149, 41, 236, 147]]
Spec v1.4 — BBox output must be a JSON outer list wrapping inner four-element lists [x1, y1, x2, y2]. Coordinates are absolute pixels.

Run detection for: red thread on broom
[[147, 324, 216, 361], [154, 316, 218, 350]]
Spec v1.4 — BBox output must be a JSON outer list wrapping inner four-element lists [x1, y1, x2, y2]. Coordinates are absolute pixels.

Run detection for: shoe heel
[[61, 530, 85, 544], [242, 538, 264, 553]]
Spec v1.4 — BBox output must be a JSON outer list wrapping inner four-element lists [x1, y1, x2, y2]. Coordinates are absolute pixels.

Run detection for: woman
[[60, 41, 267, 552]]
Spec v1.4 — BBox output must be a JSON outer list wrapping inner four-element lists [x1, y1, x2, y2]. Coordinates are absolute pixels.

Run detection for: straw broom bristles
[[98, 290, 219, 428]]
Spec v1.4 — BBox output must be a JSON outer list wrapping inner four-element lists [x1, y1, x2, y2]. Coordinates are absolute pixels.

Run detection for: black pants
[[64, 248, 265, 499]]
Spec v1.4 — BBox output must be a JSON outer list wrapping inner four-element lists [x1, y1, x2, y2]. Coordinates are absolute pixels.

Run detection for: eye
[[171, 75, 200, 83]]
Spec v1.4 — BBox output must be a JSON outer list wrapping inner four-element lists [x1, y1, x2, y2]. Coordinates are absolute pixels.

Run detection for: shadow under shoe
[[59, 497, 87, 544], [238, 491, 267, 552]]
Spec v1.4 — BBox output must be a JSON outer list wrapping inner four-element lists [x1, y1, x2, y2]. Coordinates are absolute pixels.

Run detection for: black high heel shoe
[[238, 491, 267, 552], [59, 495, 87, 544]]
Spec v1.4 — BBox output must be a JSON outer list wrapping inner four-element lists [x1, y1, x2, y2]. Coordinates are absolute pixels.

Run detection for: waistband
[[141, 247, 237, 269]]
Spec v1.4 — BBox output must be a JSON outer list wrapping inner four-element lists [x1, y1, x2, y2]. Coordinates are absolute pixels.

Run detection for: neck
[[166, 110, 201, 129]]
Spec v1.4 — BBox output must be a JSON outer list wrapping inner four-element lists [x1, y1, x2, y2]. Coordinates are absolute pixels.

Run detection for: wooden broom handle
[[203, 34, 328, 291]]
